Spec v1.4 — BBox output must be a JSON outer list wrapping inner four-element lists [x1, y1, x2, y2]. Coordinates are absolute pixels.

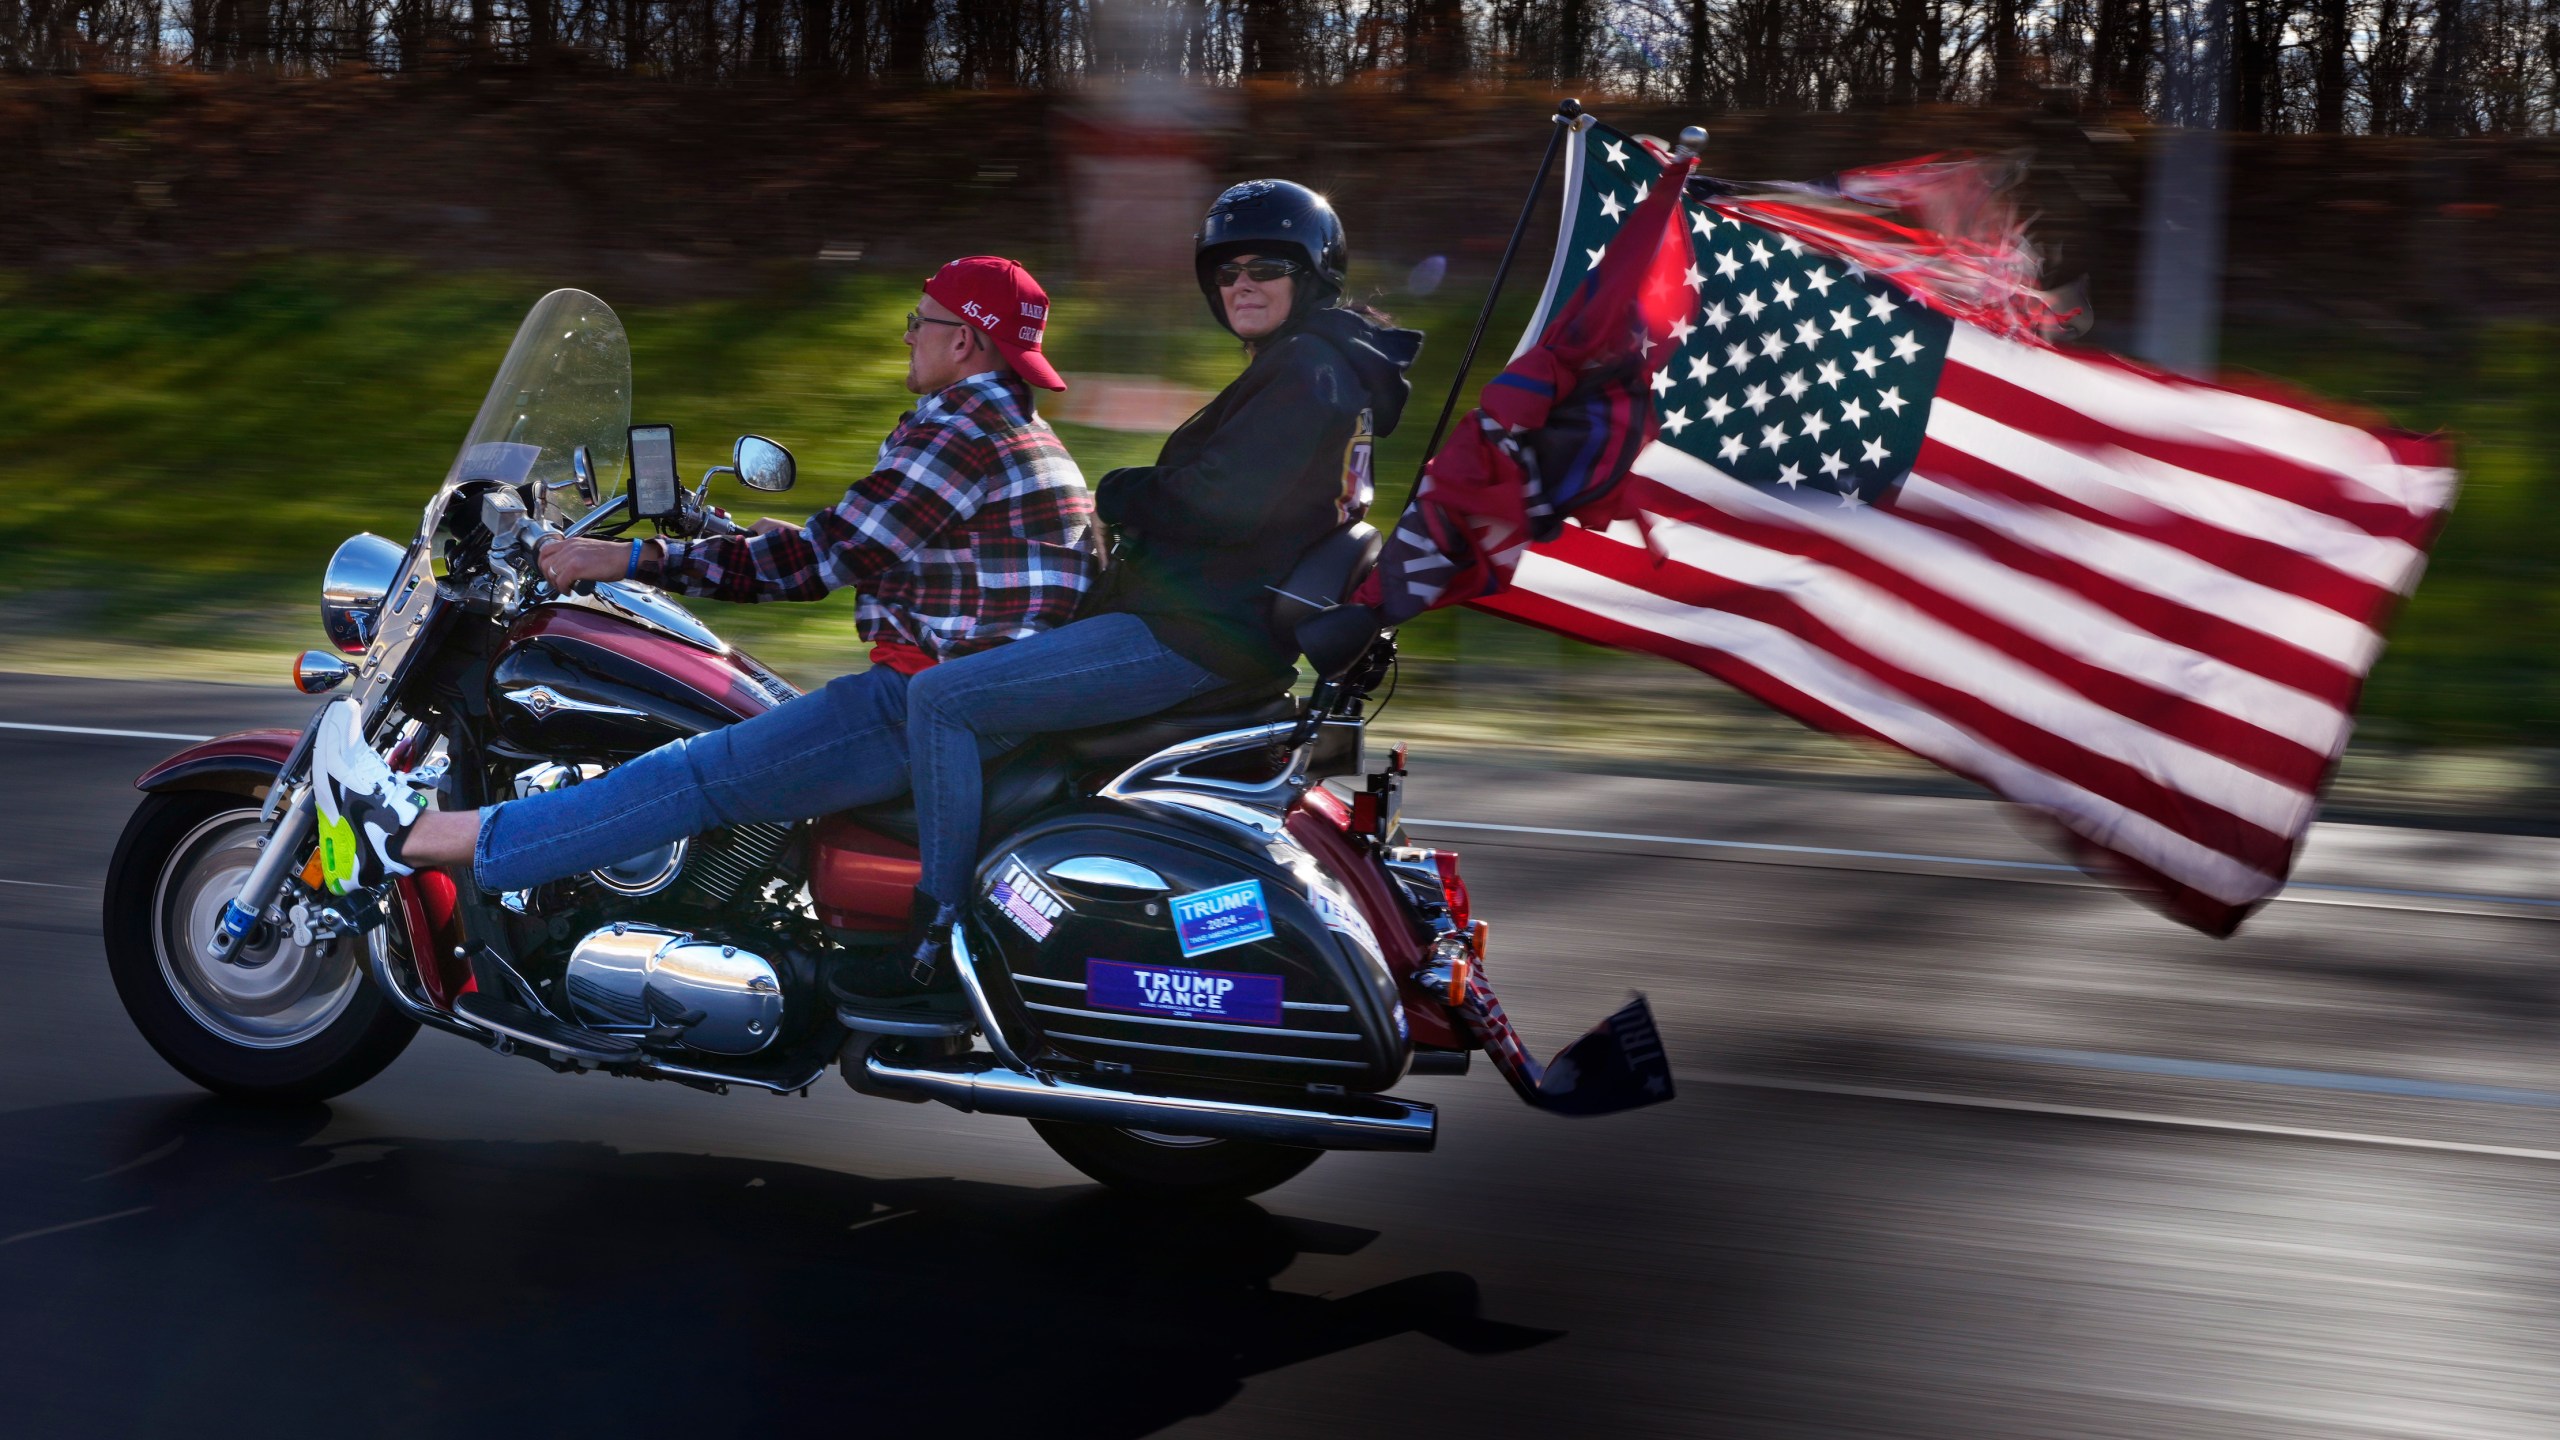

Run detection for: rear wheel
[[104, 791, 418, 1103], [1029, 1119, 1322, 1201]]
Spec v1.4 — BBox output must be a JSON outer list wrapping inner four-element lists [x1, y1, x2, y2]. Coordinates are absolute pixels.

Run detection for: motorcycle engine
[[511, 762, 791, 908], [561, 924, 783, 1054]]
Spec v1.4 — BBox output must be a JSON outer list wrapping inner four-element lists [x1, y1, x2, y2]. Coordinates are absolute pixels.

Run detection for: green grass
[[0, 261, 2552, 747]]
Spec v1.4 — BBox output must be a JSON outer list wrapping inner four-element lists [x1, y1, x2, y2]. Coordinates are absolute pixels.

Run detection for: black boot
[[825, 895, 960, 1005]]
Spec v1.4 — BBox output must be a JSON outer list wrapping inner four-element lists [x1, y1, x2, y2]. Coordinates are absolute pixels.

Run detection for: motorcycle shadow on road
[[0, 1094, 1558, 1437]]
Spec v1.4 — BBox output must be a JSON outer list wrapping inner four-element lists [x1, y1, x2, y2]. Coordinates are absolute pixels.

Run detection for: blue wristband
[[626, 539, 642, 580]]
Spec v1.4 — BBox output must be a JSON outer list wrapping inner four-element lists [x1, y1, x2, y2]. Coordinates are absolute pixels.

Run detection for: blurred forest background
[[1, 0, 2554, 817]]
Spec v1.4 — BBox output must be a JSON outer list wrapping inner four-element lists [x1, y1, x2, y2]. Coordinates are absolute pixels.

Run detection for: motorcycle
[[103, 289, 1673, 1200]]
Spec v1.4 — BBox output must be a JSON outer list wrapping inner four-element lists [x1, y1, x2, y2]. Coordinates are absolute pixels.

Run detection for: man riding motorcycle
[[896, 181, 1424, 990], [308, 255, 1095, 999]]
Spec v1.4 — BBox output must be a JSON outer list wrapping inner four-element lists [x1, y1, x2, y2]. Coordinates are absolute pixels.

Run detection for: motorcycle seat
[[822, 683, 1300, 849]]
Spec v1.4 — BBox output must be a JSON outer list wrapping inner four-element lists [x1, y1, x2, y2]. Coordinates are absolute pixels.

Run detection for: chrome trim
[[561, 492, 628, 539], [1012, 974, 1349, 1012], [502, 685, 648, 720], [292, 650, 352, 695], [1039, 1030, 1369, 1069], [861, 1053, 1436, 1151], [633, 1058, 830, 1095], [1022, 1000, 1362, 1042], [1043, 856, 1169, 893], [590, 581, 727, 653], [1099, 720, 1315, 818], [360, 914, 493, 1043], [949, 924, 1034, 1075]]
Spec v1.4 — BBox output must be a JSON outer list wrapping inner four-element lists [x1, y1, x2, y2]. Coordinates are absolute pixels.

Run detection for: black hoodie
[[1089, 307, 1423, 682]]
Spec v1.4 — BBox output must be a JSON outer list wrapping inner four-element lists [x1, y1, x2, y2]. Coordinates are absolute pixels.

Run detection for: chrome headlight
[[321, 532, 407, 655]]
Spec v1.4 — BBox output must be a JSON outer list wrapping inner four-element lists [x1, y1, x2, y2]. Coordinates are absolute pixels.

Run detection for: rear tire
[[104, 791, 418, 1103], [1030, 1119, 1322, 1201]]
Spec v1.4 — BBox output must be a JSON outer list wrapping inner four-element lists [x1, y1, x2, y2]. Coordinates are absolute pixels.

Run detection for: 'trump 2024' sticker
[[1169, 879, 1273, 957], [988, 858, 1063, 941], [1086, 959, 1284, 1026]]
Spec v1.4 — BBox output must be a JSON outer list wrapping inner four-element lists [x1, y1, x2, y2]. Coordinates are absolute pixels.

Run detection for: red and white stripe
[[1480, 323, 2455, 933]]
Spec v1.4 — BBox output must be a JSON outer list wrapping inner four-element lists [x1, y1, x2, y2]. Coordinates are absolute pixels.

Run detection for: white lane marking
[[1953, 1043, 2560, 1109], [83, 1138, 182, 1182], [0, 877, 84, 890], [0, 1205, 153, 1248], [1404, 816, 2560, 916], [1697, 1072, 2560, 1165], [0, 721, 215, 742]]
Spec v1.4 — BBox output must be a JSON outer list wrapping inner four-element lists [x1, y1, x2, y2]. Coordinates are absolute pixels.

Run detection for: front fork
[[206, 788, 316, 961]]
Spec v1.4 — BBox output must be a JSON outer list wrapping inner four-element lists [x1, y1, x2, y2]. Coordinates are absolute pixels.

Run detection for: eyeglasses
[[1214, 258, 1305, 288], [906, 310, 967, 336]]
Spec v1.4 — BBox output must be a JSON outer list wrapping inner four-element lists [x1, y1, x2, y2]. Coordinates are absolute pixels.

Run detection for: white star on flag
[[1829, 306, 1861, 336], [1876, 385, 1907, 415], [1776, 461, 1804, 487], [1772, 278, 1799, 309], [1758, 331, 1789, 361], [1604, 139, 1630, 168], [1864, 292, 1897, 321], [1817, 449, 1847, 478], [1758, 423, 1789, 453], [1736, 290, 1765, 321], [1586, 245, 1607, 268], [1660, 406, 1692, 436], [1701, 300, 1732, 331], [1688, 208, 1715, 238], [1702, 393, 1734, 424], [1741, 382, 1773, 414], [1688, 351, 1717, 384], [1716, 432, 1746, 462], [1713, 251, 1744, 280], [1891, 332, 1925, 363], [1792, 318, 1824, 349], [1837, 488, 1867, 509], [1859, 436, 1891, 465], [1815, 359, 1845, 389], [1850, 346, 1882, 377], [1668, 315, 1696, 344], [1746, 240, 1772, 267], [1779, 370, 1810, 401], [1800, 410, 1831, 441], [1838, 396, 1869, 426], [1598, 191, 1626, 221], [1682, 262, 1707, 291], [1779, 234, 1805, 256], [1805, 269, 1837, 296], [1650, 367, 1674, 397], [1720, 340, 1752, 372]]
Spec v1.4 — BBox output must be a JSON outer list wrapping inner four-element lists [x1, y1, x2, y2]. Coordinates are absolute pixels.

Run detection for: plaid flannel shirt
[[641, 372, 1096, 660]]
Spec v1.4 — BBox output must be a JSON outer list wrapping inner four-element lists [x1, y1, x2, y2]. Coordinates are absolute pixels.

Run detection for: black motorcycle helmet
[[1194, 180, 1350, 334]]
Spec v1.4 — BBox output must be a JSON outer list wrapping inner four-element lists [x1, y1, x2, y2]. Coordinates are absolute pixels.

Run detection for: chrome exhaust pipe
[[862, 1054, 1437, 1153]]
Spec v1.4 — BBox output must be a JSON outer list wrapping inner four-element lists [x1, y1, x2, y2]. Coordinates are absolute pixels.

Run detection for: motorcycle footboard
[[1452, 962, 1674, 1116]]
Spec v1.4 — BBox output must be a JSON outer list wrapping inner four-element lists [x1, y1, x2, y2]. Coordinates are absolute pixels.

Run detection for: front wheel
[[1029, 1119, 1322, 1201], [104, 790, 418, 1103]]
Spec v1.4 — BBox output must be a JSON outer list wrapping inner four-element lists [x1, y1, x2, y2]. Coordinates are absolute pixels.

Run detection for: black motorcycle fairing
[[966, 802, 1409, 1094]]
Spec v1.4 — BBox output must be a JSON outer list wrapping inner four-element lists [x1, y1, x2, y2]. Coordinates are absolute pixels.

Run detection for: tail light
[[1431, 850, 1471, 932]]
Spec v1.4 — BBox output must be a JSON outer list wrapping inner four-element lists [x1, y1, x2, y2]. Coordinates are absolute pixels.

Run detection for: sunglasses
[[906, 310, 970, 336], [1214, 258, 1305, 288]]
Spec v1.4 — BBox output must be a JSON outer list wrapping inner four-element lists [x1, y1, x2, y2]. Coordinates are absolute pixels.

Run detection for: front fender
[[134, 729, 300, 799]]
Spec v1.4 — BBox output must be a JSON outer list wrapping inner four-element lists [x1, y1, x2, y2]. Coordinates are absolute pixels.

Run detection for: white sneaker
[[308, 699, 424, 894]]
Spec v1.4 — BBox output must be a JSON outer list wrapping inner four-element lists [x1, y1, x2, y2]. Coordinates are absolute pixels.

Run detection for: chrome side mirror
[[570, 445, 601, 506], [292, 650, 352, 695], [734, 435, 796, 493]]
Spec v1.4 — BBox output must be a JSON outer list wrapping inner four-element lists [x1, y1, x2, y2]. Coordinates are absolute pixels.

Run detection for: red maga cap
[[922, 256, 1065, 391]]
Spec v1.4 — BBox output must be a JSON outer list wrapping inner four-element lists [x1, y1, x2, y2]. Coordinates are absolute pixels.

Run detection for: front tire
[[1030, 1119, 1322, 1201], [104, 791, 418, 1103]]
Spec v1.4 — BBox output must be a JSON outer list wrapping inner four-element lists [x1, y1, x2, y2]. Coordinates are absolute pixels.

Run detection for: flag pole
[[1403, 97, 1583, 493]]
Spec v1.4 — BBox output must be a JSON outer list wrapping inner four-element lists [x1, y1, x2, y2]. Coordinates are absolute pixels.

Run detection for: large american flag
[[1468, 121, 2456, 935]]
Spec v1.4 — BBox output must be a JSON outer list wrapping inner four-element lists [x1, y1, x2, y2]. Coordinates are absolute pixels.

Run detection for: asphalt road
[[5, 670, 2560, 1439]]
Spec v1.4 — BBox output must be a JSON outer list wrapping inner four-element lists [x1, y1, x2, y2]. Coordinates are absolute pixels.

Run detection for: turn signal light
[[292, 649, 352, 695]]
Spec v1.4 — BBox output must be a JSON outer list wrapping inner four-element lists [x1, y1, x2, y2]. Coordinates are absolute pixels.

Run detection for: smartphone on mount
[[628, 424, 679, 521]]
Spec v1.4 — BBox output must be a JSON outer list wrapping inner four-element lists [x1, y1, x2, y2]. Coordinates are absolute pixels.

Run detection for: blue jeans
[[906, 613, 1225, 912], [474, 666, 919, 893]]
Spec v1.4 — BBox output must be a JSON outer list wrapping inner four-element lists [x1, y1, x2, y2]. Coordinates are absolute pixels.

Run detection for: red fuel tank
[[806, 814, 921, 933]]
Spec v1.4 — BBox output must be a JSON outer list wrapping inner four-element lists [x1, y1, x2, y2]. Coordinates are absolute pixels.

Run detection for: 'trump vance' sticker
[[1086, 959, 1284, 1026], [1169, 879, 1273, 957], [988, 858, 1063, 941]]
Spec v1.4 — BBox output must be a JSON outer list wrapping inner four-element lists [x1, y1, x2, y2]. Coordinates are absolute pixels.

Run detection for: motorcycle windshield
[[446, 289, 632, 501]]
